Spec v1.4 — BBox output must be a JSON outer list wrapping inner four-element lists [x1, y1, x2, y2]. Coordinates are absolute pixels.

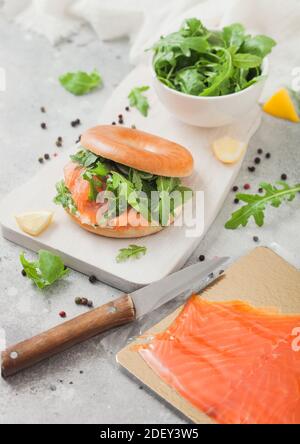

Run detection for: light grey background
[[0, 18, 299, 424]]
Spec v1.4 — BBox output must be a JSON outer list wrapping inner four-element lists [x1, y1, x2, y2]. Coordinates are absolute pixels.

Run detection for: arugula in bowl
[[151, 18, 276, 97]]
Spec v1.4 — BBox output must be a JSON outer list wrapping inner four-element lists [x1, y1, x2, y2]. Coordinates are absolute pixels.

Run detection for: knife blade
[[131, 257, 228, 318], [1, 257, 228, 377]]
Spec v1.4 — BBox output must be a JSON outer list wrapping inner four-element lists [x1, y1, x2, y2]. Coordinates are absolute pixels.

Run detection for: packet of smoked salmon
[[137, 296, 300, 425]]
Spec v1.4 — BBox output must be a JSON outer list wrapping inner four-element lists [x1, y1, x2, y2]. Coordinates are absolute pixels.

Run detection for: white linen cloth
[[1, 0, 300, 95]]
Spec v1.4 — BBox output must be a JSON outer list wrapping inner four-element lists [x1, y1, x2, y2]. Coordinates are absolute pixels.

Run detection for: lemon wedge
[[15, 211, 54, 236], [212, 136, 246, 164], [263, 88, 300, 123]]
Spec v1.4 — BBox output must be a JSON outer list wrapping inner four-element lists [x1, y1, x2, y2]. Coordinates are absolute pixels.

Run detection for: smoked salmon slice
[[138, 296, 300, 424]]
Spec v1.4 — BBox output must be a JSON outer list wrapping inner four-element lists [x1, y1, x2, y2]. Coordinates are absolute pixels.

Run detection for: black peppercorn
[[40, 107, 46, 113], [44, 153, 50, 160], [21, 269, 27, 277], [199, 255, 205, 262], [253, 236, 259, 243], [81, 298, 88, 306], [281, 173, 287, 181], [257, 148, 263, 154], [232, 185, 239, 192], [89, 275, 97, 284], [75, 297, 82, 305], [87, 300, 93, 308], [265, 153, 271, 159], [38, 157, 44, 164], [248, 166, 255, 172], [254, 157, 261, 164], [234, 198, 240, 204], [41, 122, 47, 129], [125, 106, 130, 112], [258, 188, 263, 193]]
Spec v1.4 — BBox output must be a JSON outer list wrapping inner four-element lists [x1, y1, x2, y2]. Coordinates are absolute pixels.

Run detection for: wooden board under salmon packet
[[116, 247, 300, 424]]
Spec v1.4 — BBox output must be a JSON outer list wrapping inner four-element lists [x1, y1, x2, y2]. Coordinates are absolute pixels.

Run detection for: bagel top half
[[80, 125, 194, 177]]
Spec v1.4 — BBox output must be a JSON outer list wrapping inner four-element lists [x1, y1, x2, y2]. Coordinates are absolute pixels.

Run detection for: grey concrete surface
[[0, 18, 299, 424]]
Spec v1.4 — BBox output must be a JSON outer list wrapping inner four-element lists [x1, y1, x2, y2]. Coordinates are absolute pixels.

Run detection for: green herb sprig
[[128, 86, 150, 116], [59, 70, 103, 96], [225, 182, 300, 229], [116, 245, 147, 263], [20, 250, 69, 289]]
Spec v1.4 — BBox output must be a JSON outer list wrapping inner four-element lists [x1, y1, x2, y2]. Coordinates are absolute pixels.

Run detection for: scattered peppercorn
[[71, 119, 81, 128], [87, 300, 93, 308], [75, 297, 82, 305], [118, 117, 124, 125], [234, 198, 240, 204], [232, 185, 239, 192], [56, 141, 62, 148], [258, 187, 263, 193], [89, 275, 97, 284], [112, 121, 116, 125], [254, 157, 261, 165], [81, 298, 88, 306], [281, 173, 287, 181], [69, 381, 73, 385], [253, 236, 259, 243], [118, 114, 123, 119], [76, 135, 82, 144], [257, 148, 263, 154], [57, 136, 63, 142], [79, 370, 84, 374], [244, 183, 250, 190], [219, 269, 224, 275], [59, 311, 66, 318], [44, 153, 50, 160], [199, 255, 205, 262], [265, 152, 271, 159], [40, 107, 46, 113], [41, 122, 47, 129], [248, 166, 255, 172], [208, 272, 214, 279], [125, 106, 130, 112], [38, 157, 44, 164], [21, 269, 27, 277]]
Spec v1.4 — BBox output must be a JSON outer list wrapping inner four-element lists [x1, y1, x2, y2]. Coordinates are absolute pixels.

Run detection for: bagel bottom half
[[66, 209, 164, 238]]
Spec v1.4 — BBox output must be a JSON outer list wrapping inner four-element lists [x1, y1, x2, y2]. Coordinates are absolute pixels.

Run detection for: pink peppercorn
[[59, 311, 66, 318], [244, 183, 250, 190]]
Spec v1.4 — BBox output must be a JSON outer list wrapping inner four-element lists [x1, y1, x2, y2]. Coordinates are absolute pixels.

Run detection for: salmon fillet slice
[[139, 296, 300, 424]]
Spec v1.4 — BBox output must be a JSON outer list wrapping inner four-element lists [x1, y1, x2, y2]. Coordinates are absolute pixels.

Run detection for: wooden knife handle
[[1, 294, 135, 378]]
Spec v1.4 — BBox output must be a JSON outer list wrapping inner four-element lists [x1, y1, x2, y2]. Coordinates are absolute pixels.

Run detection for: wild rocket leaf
[[20, 250, 69, 289], [116, 245, 147, 263], [128, 86, 150, 117], [59, 70, 103, 96], [225, 182, 300, 229], [241, 35, 276, 58]]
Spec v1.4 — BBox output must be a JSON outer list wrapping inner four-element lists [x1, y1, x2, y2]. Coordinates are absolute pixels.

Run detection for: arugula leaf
[[233, 53, 262, 69], [128, 86, 150, 117], [241, 35, 276, 58], [70, 149, 98, 167], [83, 161, 109, 201], [20, 250, 69, 289], [54, 181, 77, 214], [225, 182, 300, 229], [116, 245, 147, 263], [223, 23, 245, 50], [59, 70, 103, 96]]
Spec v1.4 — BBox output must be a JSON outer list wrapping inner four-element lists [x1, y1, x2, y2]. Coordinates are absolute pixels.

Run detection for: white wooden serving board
[[0, 65, 261, 292]]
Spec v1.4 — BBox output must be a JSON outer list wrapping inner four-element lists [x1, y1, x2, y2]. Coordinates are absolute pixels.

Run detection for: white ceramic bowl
[[152, 59, 268, 128]]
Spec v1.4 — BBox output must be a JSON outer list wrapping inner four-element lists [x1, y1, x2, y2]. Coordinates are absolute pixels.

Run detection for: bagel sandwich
[[54, 125, 194, 238]]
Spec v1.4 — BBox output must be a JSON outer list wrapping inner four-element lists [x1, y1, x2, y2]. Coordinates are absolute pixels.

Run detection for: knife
[[1, 257, 228, 377]]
